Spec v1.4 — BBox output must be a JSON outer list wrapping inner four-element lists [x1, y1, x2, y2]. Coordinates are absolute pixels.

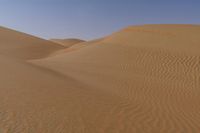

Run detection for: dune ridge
[[50, 38, 85, 47], [1, 24, 200, 132], [0, 26, 64, 59]]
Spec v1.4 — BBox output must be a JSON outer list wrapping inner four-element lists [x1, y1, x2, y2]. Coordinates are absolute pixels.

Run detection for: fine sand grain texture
[[1, 24, 200, 132]]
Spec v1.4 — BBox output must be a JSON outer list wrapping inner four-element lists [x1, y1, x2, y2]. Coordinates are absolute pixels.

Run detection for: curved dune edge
[[50, 38, 104, 56], [50, 38, 85, 47], [0, 26, 64, 59], [1, 24, 200, 132]]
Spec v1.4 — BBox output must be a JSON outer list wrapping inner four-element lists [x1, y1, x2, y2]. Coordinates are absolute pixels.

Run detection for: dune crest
[[0, 26, 64, 59], [50, 38, 85, 47]]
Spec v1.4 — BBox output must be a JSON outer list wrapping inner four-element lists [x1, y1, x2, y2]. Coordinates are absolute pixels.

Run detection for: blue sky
[[0, 0, 200, 40]]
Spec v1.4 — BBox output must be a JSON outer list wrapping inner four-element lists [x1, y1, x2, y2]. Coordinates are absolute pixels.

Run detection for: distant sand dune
[[51, 38, 104, 56], [50, 38, 85, 47], [1, 24, 200, 132]]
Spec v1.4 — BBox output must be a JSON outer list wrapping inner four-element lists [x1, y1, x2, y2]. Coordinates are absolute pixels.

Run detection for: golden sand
[[0, 25, 200, 132]]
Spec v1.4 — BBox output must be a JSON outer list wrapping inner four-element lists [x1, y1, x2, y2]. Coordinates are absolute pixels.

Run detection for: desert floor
[[0, 24, 200, 132]]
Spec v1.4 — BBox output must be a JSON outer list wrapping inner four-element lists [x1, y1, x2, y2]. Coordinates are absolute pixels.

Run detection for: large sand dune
[[1, 24, 200, 132], [0, 26, 63, 59]]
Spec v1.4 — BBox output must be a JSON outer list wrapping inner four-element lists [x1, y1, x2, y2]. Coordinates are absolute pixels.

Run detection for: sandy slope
[[0, 26, 64, 59], [32, 24, 200, 132], [51, 38, 104, 56], [50, 38, 85, 47], [0, 27, 123, 133], [0, 54, 126, 133], [1, 24, 200, 132]]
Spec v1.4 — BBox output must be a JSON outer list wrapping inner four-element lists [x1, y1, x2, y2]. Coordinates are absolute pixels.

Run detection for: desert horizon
[[1, 0, 200, 132]]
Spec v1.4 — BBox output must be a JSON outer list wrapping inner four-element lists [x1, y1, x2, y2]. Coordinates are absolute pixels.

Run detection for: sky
[[0, 0, 200, 40]]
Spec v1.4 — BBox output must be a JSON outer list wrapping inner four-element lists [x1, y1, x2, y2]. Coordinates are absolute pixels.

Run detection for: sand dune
[[0, 26, 64, 59], [50, 38, 85, 47], [1, 24, 200, 132], [51, 38, 104, 56]]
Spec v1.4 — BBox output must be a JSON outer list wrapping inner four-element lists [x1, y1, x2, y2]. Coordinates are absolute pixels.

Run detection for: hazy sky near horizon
[[0, 0, 200, 40]]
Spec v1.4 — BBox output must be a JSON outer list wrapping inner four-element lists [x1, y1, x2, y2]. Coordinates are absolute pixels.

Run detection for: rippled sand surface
[[0, 25, 200, 132]]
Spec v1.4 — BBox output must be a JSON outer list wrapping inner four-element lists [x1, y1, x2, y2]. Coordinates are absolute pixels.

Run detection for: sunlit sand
[[0, 24, 200, 132]]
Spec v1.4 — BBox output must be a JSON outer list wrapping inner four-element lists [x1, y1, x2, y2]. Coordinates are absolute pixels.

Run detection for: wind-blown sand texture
[[0, 24, 200, 132]]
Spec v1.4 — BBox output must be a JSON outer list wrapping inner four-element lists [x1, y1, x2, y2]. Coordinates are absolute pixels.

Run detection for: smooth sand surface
[[50, 38, 85, 47], [1, 24, 200, 132], [0, 26, 63, 59], [51, 38, 104, 56]]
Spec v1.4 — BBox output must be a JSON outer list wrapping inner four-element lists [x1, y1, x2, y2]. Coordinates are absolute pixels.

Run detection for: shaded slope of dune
[[32, 24, 200, 132], [0, 26, 64, 59]]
